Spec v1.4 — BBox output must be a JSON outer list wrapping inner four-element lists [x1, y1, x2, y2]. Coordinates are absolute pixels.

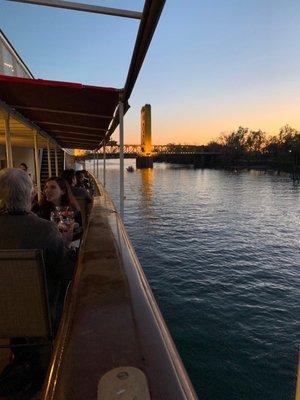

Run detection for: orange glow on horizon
[[120, 89, 300, 145], [122, 108, 300, 145]]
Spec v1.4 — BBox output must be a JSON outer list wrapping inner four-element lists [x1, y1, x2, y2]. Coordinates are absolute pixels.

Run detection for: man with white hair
[[0, 168, 75, 397], [0, 168, 74, 304]]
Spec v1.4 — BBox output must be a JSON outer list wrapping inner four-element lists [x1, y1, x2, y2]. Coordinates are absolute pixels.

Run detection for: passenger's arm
[[45, 224, 76, 283]]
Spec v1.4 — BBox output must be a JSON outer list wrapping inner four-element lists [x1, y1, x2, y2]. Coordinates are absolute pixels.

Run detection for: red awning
[[0, 74, 120, 149]]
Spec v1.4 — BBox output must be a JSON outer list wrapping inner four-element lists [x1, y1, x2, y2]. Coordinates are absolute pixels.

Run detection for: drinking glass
[[50, 210, 62, 225], [60, 210, 75, 230], [55, 206, 69, 213]]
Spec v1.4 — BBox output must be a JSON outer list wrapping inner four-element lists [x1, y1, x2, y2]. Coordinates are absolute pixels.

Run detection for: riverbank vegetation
[[164, 125, 300, 175]]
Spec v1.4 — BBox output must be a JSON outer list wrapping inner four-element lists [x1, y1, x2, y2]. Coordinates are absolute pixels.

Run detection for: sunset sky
[[1, 0, 300, 144]]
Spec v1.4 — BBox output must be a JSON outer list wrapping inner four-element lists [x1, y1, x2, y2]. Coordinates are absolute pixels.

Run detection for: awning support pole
[[93, 151, 96, 175], [4, 114, 13, 168], [96, 149, 99, 178], [47, 139, 52, 177], [103, 139, 106, 187], [34, 131, 42, 201], [119, 101, 124, 219], [54, 147, 59, 176]]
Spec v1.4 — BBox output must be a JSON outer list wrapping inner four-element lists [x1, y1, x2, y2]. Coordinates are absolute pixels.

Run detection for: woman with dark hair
[[34, 177, 82, 227]]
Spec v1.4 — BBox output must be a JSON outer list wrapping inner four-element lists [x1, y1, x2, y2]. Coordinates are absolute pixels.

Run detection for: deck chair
[[0, 249, 52, 347]]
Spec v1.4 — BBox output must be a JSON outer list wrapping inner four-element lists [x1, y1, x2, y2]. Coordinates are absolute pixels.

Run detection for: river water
[[91, 159, 299, 400]]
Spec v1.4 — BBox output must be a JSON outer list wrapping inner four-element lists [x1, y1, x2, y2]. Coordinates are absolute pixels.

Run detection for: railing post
[[4, 113, 13, 168], [54, 147, 59, 176], [34, 131, 42, 201], [103, 139, 106, 187], [119, 101, 124, 219], [47, 139, 52, 177]]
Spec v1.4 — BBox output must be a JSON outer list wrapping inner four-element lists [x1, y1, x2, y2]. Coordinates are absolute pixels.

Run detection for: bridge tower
[[136, 104, 153, 169]]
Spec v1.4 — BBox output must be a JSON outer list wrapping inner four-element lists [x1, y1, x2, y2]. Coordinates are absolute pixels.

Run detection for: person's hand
[[59, 222, 74, 246]]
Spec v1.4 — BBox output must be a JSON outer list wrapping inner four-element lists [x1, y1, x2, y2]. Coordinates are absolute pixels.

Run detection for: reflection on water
[[90, 159, 300, 400], [140, 168, 153, 199]]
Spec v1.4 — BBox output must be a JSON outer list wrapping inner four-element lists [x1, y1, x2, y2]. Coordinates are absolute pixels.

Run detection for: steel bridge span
[[84, 144, 220, 155], [80, 145, 222, 167]]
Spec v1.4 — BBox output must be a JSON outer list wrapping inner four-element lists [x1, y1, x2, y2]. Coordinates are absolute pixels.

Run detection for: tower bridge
[[77, 104, 222, 167]]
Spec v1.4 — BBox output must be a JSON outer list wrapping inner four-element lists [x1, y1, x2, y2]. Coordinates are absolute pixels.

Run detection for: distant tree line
[[205, 125, 300, 172]]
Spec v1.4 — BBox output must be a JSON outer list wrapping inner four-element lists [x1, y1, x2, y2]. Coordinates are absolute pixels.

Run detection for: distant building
[[141, 104, 151, 155], [0, 28, 33, 78]]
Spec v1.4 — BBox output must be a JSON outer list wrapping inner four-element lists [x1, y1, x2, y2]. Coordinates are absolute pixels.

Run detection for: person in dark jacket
[[0, 168, 76, 398], [81, 169, 95, 195], [76, 170, 93, 194]]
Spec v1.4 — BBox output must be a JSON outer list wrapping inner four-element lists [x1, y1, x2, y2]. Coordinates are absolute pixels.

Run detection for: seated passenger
[[0, 169, 75, 309], [76, 170, 88, 190], [81, 169, 95, 195], [18, 162, 28, 172], [18, 162, 33, 180], [61, 169, 92, 204], [0, 168, 76, 399], [34, 177, 82, 228]]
